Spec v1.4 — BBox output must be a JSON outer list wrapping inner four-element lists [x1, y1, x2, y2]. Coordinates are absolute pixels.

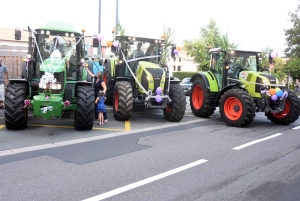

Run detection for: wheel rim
[[192, 84, 204, 109], [224, 97, 243, 120], [271, 99, 291, 118], [165, 104, 172, 113], [114, 90, 119, 111]]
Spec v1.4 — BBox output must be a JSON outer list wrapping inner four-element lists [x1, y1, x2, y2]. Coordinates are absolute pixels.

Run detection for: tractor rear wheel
[[74, 86, 95, 130], [265, 90, 300, 125], [5, 83, 28, 129], [113, 81, 133, 121], [190, 77, 215, 117], [219, 88, 256, 127], [164, 84, 186, 122]]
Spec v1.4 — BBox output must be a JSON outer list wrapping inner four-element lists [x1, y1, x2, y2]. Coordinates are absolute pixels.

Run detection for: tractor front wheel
[[113, 81, 133, 121], [219, 88, 256, 127], [74, 86, 95, 130], [190, 77, 215, 117], [265, 90, 300, 125], [164, 84, 186, 122], [5, 83, 28, 129]]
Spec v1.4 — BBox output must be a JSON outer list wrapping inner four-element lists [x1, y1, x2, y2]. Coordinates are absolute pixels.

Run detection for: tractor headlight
[[50, 83, 62, 90], [39, 83, 47, 89], [27, 54, 32, 59], [147, 75, 151, 80], [263, 79, 269, 85]]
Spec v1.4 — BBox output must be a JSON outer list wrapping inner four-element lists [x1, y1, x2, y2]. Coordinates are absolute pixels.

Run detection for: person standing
[[85, 66, 108, 122], [0, 58, 8, 109], [95, 90, 106, 125]]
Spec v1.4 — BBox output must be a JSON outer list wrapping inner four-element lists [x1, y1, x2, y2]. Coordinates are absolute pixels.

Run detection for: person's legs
[[0, 84, 4, 109], [104, 112, 108, 122], [100, 112, 104, 124], [98, 112, 101, 124]]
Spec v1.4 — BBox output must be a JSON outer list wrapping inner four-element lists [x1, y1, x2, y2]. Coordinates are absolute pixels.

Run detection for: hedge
[[173, 71, 199, 81]]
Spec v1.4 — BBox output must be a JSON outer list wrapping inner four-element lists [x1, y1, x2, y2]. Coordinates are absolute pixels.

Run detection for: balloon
[[155, 95, 162, 102], [176, 46, 181, 51], [113, 41, 119, 47], [271, 95, 278, 101], [156, 87, 162, 94], [160, 35, 164, 39], [173, 49, 178, 55], [269, 88, 276, 96], [107, 41, 113, 47], [271, 52, 277, 58], [276, 89, 284, 97], [97, 33, 104, 41]]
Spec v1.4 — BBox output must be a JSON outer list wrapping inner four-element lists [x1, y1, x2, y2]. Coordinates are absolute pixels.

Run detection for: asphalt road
[[0, 97, 300, 201]]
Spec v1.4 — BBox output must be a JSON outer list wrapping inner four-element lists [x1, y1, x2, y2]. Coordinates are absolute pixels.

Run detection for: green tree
[[272, 57, 287, 82], [283, 57, 300, 80], [284, 1, 300, 58], [183, 19, 221, 71], [183, 19, 237, 72], [160, 26, 176, 66]]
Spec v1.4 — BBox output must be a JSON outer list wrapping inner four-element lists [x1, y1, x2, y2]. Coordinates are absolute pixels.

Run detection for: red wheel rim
[[224, 97, 243, 120], [114, 90, 119, 111], [165, 104, 172, 113], [271, 99, 291, 118], [192, 84, 204, 109]]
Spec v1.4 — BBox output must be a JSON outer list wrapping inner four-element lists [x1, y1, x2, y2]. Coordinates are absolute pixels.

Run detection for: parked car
[[180, 77, 192, 95]]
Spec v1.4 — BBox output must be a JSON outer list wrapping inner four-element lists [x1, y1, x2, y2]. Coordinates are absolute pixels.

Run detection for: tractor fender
[[116, 76, 132, 82], [215, 84, 240, 107], [8, 79, 30, 96], [191, 73, 210, 90], [74, 81, 93, 97]]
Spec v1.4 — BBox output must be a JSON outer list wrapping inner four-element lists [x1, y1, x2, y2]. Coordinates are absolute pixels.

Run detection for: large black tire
[[74, 86, 95, 130], [190, 77, 215, 117], [5, 83, 28, 129], [265, 90, 300, 125], [164, 84, 186, 122], [219, 88, 256, 127], [113, 81, 133, 121]]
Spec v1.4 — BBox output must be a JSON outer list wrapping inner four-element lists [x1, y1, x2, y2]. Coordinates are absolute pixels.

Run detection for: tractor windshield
[[228, 51, 259, 72], [126, 40, 160, 64]]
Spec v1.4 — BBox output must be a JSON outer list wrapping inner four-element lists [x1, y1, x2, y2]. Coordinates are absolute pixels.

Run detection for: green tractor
[[190, 48, 300, 127], [5, 22, 95, 130], [103, 36, 186, 121]]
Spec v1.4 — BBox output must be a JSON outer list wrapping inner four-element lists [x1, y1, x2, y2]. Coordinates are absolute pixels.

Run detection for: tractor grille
[[147, 68, 163, 92], [255, 74, 277, 93], [39, 72, 64, 94]]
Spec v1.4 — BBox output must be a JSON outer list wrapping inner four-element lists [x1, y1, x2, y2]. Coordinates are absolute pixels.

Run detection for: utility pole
[[116, 0, 119, 27], [98, 0, 102, 55]]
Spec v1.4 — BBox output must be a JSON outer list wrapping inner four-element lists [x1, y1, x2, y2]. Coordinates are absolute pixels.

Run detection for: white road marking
[[0, 118, 210, 157], [82, 159, 208, 201], [292, 126, 300, 130], [233, 133, 283, 150]]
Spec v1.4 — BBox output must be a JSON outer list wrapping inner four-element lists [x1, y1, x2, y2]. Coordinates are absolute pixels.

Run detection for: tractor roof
[[116, 35, 164, 43], [35, 21, 82, 36], [209, 48, 261, 54]]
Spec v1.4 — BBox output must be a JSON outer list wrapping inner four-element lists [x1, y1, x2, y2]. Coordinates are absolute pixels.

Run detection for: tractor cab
[[209, 48, 261, 88]]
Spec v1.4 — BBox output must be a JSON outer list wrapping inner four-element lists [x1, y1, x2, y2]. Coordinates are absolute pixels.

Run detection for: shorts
[[0, 84, 4, 101]]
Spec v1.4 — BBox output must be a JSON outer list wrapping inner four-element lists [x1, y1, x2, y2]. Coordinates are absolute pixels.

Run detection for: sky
[[1, 0, 299, 56]]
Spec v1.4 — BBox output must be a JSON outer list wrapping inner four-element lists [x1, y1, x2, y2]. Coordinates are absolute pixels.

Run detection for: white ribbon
[[41, 106, 53, 113], [40, 72, 57, 85]]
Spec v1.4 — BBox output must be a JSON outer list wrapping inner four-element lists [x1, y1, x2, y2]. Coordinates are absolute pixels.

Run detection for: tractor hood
[[239, 71, 280, 86], [40, 57, 66, 73]]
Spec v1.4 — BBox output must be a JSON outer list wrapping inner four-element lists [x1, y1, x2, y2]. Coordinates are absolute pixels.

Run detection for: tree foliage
[[183, 19, 237, 71], [283, 57, 300, 80], [284, 1, 300, 58], [160, 26, 176, 66]]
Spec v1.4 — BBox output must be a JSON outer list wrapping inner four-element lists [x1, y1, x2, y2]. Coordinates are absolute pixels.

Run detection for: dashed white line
[[292, 126, 300, 130], [233, 133, 283, 150], [82, 159, 208, 201]]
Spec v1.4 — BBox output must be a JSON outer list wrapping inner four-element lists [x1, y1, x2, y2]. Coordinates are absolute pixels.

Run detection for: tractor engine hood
[[239, 71, 280, 86], [40, 57, 66, 73]]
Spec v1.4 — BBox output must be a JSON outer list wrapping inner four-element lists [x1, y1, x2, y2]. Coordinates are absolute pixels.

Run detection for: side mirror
[[111, 45, 117, 53], [93, 37, 99, 48], [15, 28, 21, 40]]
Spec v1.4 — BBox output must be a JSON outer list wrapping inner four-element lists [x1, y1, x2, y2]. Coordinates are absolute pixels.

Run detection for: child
[[95, 90, 106, 125]]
